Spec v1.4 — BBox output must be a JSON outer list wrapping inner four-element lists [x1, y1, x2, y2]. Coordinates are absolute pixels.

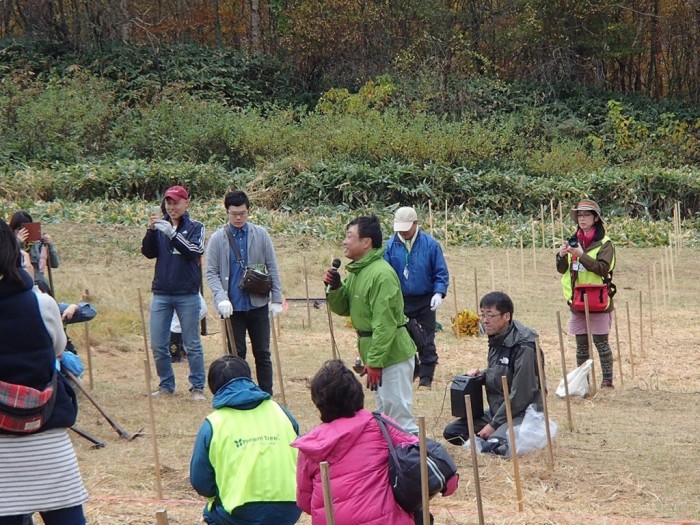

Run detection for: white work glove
[[430, 293, 443, 311], [217, 300, 233, 318], [269, 302, 283, 317], [153, 219, 176, 239]]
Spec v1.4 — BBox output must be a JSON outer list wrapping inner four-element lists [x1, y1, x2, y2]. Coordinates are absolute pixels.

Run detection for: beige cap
[[393, 206, 418, 232]]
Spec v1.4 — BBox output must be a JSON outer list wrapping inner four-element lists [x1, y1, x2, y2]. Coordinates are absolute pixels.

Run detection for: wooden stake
[[453, 275, 460, 339], [519, 236, 525, 280], [465, 395, 485, 525], [550, 199, 556, 249], [137, 288, 152, 376], [270, 313, 287, 407], [320, 462, 336, 525], [667, 245, 675, 285], [325, 300, 340, 359], [558, 200, 564, 241], [638, 290, 645, 358], [506, 250, 512, 297], [155, 510, 169, 525], [418, 416, 431, 525], [556, 312, 573, 431], [535, 338, 554, 467], [652, 262, 659, 309], [221, 319, 229, 355], [659, 256, 667, 307], [647, 267, 654, 337], [303, 257, 312, 329], [490, 259, 495, 291], [583, 294, 598, 396], [144, 359, 163, 499], [540, 204, 546, 248], [531, 222, 537, 272], [613, 310, 624, 386], [473, 268, 479, 313], [428, 199, 433, 236], [501, 376, 524, 512], [626, 302, 635, 379]]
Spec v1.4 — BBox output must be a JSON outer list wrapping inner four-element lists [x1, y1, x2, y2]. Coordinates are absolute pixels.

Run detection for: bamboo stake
[[144, 359, 163, 500], [429, 199, 433, 236], [453, 275, 459, 318], [303, 257, 312, 329], [550, 199, 556, 249], [501, 376, 524, 512], [519, 236, 525, 280], [82, 289, 94, 390], [418, 416, 431, 525], [156, 510, 169, 525], [531, 221, 537, 272], [638, 290, 645, 358], [652, 262, 659, 310], [444, 197, 448, 245], [558, 200, 564, 241], [647, 267, 654, 337], [535, 338, 554, 467], [270, 313, 287, 407], [668, 245, 675, 285], [137, 288, 152, 376], [465, 395, 485, 525], [660, 256, 667, 307], [490, 259, 495, 291], [583, 294, 598, 396], [320, 462, 336, 525], [221, 319, 229, 355], [540, 204, 546, 248], [613, 309, 623, 386], [626, 302, 635, 379], [556, 312, 573, 431]]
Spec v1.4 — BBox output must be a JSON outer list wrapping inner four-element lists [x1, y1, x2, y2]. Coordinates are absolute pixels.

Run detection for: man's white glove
[[217, 300, 233, 318], [430, 293, 443, 311], [153, 219, 176, 239], [269, 302, 283, 317]]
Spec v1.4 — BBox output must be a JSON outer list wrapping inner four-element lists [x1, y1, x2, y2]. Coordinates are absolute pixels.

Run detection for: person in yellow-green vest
[[189, 356, 301, 525], [556, 199, 616, 388]]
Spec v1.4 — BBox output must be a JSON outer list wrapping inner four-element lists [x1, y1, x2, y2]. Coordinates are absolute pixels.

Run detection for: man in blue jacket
[[384, 206, 449, 389], [141, 185, 206, 400]]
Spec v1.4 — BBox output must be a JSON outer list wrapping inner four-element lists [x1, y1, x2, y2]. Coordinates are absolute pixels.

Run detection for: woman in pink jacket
[[292, 360, 418, 525]]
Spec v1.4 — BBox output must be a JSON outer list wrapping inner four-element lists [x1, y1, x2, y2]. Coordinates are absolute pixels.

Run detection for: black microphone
[[326, 258, 342, 293]]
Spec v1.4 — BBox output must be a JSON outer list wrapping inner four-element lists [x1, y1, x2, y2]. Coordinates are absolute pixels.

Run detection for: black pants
[[230, 305, 273, 394], [404, 295, 438, 378]]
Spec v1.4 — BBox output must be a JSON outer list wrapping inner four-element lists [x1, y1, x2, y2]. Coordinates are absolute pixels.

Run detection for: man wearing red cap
[[142, 185, 207, 400]]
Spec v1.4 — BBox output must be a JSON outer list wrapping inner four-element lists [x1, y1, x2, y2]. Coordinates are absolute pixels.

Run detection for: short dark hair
[[207, 355, 252, 395], [310, 360, 364, 423], [0, 219, 24, 285], [224, 190, 250, 209], [479, 291, 514, 317], [347, 215, 382, 248], [9, 211, 32, 232]]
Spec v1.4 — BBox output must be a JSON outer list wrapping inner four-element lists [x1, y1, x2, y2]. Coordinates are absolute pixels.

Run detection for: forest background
[[1, 0, 700, 244]]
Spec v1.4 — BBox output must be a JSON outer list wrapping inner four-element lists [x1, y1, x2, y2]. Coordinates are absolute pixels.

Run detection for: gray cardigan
[[206, 223, 283, 308]]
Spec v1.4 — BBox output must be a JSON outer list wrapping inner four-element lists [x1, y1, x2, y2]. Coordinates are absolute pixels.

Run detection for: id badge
[[572, 261, 586, 272]]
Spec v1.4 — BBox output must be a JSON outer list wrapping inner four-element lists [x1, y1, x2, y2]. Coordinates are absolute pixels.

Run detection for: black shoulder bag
[[224, 228, 272, 296]]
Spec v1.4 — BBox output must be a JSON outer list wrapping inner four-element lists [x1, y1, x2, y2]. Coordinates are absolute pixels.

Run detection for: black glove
[[324, 269, 341, 291]]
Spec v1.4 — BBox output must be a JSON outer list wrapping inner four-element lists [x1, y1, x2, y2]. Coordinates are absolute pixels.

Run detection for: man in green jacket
[[324, 215, 418, 434]]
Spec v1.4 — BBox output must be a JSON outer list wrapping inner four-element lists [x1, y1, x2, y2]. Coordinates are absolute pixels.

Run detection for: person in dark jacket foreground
[[189, 356, 301, 525], [443, 291, 543, 450]]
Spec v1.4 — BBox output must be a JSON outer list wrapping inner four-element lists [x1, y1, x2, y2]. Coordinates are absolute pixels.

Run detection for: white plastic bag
[[555, 358, 593, 398], [462, 435, 487, 453], [509, 404, 558, 456]]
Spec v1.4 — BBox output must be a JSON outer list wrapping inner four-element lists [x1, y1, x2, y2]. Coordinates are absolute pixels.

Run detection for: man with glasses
[[142, 185, 207, 400], [443, 291, 543, 448], [206, 190, 283, 395]]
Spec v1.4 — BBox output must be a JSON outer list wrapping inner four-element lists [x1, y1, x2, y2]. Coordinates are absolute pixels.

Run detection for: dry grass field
[[36, 222, 700, 525]]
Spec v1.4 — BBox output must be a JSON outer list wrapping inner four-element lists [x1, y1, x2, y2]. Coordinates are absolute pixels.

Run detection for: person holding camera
[[324, 216, 418, 435], [206, 190, 283, 395], [384, 206, 449, 389], [443, 292, 543, 450], [9, 211, 59, 294], [141, 185, 207, 401], [556, 199, 616, 388]]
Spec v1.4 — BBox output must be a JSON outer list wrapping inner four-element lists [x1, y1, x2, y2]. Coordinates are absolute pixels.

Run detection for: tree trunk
[[250, 0, 261, 52]]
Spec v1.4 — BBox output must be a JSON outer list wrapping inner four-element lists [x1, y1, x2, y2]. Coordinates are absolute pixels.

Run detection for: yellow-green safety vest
[[561, 236, 615, 305]]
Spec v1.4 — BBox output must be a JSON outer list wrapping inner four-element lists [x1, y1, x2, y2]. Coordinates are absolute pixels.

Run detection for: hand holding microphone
[[324, 258, 342, 293]]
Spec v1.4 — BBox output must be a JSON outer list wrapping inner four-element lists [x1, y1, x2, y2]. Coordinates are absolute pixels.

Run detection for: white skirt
[[0, 428, 88, 516]]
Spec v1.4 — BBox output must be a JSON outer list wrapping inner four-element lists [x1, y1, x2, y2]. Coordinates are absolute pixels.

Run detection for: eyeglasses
[[576, 212, 594, 218], [479, 312, 505, 320], [227, 210, 248, 218]]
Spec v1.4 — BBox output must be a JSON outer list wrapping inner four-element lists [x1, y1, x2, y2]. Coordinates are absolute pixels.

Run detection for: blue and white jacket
[[384, 229, 449, 298], [141, 211, 205, 295]]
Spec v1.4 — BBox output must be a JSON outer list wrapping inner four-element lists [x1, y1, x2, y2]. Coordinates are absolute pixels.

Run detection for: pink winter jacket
[[291, 408, 417, 525]]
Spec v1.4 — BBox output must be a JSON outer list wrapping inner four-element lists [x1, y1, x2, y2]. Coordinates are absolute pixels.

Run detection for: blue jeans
[[150, 293, 205, 392], [1, 506, 85, 525]]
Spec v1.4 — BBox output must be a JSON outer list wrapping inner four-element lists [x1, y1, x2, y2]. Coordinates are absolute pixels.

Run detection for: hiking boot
[[191, 388, 206, 401], [418, 377, 432, 389], [151, 387, 174, 397], [600, 379, 614, 389]]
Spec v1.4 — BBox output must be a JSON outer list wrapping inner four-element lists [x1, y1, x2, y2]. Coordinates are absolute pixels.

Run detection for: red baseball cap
[[164, 185, 189, 201]]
